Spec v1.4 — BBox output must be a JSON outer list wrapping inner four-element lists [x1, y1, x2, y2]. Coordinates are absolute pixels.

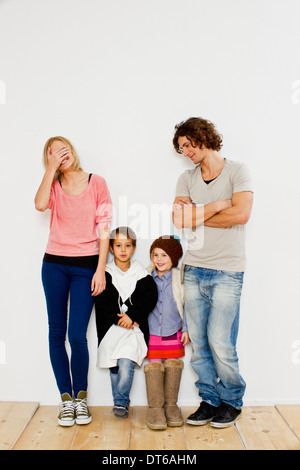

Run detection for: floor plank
[[130, 406, 187, 450], [0, 402, 39, 450], [3, 404, 300, 451], [13, 406, 78, 450], [235, 406, 300, 450], [276, 405, 300, 440], [71, 406, 131, 450], [182, 407, 244, 450]]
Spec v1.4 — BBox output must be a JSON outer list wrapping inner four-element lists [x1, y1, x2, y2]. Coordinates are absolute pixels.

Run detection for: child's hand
[[117, 313, 133, 329], [181, 332, 190, 346]]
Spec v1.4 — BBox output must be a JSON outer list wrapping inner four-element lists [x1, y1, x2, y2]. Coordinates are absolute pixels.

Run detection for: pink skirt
[[146, 331, 185, 360]]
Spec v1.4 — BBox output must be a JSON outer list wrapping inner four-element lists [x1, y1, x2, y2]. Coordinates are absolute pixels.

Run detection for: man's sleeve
[[232, 163, 254, 194], [175, 171, 190, 197]]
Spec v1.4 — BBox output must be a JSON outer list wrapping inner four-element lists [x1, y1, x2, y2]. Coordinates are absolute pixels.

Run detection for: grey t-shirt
[[175, 158, 253, 272]]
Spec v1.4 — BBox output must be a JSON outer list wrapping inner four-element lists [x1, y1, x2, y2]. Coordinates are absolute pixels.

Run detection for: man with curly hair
[[172, 117, 253, 428]]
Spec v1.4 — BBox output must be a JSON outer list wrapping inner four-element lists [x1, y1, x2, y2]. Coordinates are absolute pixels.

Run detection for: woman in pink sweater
[[35, 136, 112, 426]]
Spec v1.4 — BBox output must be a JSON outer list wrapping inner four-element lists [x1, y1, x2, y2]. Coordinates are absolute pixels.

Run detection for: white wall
[[1, 0, 300, 406]]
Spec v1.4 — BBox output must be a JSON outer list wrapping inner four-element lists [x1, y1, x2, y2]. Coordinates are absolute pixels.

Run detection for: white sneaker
[[58, 393, 75, 427], [74, 391, 92, 425]]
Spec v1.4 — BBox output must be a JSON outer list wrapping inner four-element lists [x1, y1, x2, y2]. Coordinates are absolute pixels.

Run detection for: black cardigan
[[95, 271, 158, 346]]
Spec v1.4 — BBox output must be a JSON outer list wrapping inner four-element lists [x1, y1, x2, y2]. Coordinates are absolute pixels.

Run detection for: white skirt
[[97, 324, 148, 368]]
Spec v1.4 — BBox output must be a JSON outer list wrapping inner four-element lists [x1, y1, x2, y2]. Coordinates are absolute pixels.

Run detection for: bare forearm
[[205, 192, 253, 228], [96, 228, 110, 272], [91, 229, 110, 296], [204, 207, 244, 228], [35, 145, 72, 212], [173, 200, 231, 229], [34, 167, 56, 211]]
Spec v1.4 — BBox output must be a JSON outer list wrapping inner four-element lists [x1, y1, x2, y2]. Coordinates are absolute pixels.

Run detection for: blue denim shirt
[[148, 269, 187, 337]]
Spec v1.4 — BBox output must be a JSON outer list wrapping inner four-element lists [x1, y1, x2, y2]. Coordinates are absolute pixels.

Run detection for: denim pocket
[[220, 270, 244, 282], [183, 264, 198, 283], [184, 264, 194, 272]]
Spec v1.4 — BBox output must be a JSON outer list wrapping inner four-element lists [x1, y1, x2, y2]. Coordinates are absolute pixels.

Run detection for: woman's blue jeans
[[109, 358, 136, 407], [184, 265, 246, 409], [42, 262, 95, 397]]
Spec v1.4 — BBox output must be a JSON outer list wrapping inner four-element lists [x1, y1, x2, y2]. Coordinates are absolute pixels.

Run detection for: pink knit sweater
[[46, 174, 112, 257]]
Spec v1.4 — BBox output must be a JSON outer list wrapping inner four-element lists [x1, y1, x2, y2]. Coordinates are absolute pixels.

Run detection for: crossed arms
[[173, 191, 253, 229]]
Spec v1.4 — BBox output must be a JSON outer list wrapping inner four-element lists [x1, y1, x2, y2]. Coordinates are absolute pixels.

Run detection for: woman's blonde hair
[[43, 136, 83, 181]]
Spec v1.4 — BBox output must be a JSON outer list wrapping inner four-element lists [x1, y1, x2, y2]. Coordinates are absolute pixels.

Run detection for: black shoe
[[186, 401, 220, 426], [210, 403, 242, 428], [113, 405, 129, 418]]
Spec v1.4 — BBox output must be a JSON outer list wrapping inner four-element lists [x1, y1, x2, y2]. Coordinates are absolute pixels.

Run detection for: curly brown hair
[[173, 117, 223, 153]]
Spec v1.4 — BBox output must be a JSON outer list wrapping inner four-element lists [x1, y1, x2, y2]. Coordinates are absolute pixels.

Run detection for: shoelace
[[74, 397, 88, 416], [59, 400, 74, 418]]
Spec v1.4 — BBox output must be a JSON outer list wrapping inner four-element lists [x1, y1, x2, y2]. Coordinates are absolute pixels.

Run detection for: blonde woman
[[35, 136, 112, 426]]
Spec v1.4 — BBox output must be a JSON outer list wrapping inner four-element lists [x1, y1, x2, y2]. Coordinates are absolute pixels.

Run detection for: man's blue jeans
[[42, 262, 95, 397], [183, 265, 246, 409], [109, 358, 136, 407]]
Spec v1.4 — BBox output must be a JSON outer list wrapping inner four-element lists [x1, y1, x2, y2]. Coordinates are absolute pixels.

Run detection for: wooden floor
[[1, 402, 300, 450]]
